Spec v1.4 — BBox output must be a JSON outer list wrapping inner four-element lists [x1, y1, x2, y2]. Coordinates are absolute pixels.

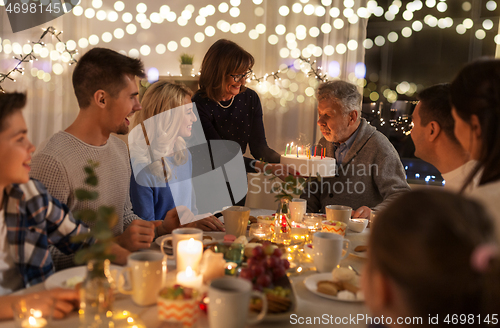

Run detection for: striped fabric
[[3, 179, 94, 288]]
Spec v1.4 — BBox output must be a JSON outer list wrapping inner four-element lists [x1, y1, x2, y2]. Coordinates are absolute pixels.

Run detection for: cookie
[[317, 280, 341, 296], [250, 293, 291, 313], [340, 281, 360, 294], [354, 245, 368, 252]]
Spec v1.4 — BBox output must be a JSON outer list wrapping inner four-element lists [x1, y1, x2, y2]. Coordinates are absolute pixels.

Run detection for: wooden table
[[0, 209, 370, 328]]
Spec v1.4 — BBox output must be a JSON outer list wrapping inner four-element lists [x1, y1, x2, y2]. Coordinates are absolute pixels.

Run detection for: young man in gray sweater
[[301, 81, 410, 218], [29, 48, 166, 269]]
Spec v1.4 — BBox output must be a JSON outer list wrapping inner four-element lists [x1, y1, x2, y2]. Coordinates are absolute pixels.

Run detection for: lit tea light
[[225, 262, 237, 276], [21, 316, 47, 328], [291, 227, 308, 242], [176, 266, 202, 289]]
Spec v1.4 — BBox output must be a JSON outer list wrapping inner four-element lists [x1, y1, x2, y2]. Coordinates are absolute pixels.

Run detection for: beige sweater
[[30, 131, 139, 269]]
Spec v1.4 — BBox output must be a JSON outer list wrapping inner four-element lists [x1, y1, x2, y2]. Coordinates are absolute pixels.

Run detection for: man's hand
[[183, 215, 225, 231], [0, 288, 79, 320], [116, 219, 155, 251], [352, 206, 371, 219], [108, 243, 130, 265]]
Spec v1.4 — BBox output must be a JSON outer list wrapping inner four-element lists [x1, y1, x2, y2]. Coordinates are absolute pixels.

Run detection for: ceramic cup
[[118, 251, 167, 306], [223, 206, 250, 237], [208, 277, 267, 328], [289, 198, 307, 224], [160, 227, 203, 263], [325, 205, 352, 224], [312, 232, 350, 273]]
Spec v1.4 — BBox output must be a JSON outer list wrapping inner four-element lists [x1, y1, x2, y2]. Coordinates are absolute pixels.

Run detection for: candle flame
[[187, 238, 195, 247], [29, 317, 36, 325], [33, 310, 42, 318], [186, 266, 193, 277]]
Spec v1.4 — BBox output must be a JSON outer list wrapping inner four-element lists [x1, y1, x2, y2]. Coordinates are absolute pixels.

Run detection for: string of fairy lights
[[0, 0, 498, 126], [0, 27, 77, 93]]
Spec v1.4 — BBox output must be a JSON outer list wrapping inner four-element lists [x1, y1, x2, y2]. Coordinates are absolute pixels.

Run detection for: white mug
[[325, 205, 352, 224], [117, 251, 167, 306], [313, 232, 350, 273], [290, 198, 307, 223], [208, 277, 267, 328], [223, 206, 250, 237], [160, 227, 203, 263]]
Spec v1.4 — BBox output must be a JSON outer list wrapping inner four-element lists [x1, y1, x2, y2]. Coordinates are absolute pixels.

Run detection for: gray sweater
[[30, 131, 139, 269], [301, 118, 410, 213]]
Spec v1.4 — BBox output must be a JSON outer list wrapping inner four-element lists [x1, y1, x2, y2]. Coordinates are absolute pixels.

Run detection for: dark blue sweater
[[193, 88, 280, 172], [130, 154, 197, 221]]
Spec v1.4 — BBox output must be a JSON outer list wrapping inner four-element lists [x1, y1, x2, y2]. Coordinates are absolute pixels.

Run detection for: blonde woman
[[129, 81, 224, 233]]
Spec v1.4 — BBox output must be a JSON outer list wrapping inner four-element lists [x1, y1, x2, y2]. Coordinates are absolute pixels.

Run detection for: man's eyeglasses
[[230, 70, 253, 83]]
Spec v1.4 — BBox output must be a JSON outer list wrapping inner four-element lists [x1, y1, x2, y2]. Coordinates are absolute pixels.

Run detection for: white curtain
[[1, 0, 366, 150]]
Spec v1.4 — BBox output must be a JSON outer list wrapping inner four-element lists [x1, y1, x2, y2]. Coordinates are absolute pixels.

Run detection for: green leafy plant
[[261, 161, 320, 201], [179, 53, 194, 65], [71, 160, 118, 264]]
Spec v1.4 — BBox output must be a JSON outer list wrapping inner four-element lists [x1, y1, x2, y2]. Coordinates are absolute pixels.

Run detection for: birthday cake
[[280, 154, 336, 177]]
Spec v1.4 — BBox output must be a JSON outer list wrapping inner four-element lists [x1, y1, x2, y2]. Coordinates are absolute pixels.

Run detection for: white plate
[[44, 265, 122, 290], [350, 242, 368, 259], [303, 273, 364, 302], [155, 233, 225, 249]]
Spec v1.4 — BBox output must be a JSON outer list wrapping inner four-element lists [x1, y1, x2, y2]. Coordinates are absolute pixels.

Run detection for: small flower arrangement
[[261, 161, 320, 202]]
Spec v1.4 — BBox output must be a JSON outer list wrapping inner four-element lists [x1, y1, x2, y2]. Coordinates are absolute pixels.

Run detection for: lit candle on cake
[[285, 143, 289, 156], [314, 146, 317, 157], [176, 266, 203, 289], [177, 238, 203, 272], [297, 147, 300, 158]]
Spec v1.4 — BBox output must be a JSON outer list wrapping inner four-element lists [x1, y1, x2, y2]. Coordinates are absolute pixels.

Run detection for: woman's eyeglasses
[[230, 70, 253, 83]]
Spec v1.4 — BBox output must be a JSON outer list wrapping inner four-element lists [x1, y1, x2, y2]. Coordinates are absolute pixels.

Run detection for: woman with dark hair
[[450, 58, 500, 237], [362, 189, 500, 327], [193, 39, 293, 188]]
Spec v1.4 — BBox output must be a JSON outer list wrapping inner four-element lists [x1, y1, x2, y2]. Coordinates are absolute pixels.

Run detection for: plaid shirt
[[3, 179, 94, 288]]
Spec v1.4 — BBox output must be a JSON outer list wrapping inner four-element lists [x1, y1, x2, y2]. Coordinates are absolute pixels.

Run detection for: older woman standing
[[193, 39, 292, 181]]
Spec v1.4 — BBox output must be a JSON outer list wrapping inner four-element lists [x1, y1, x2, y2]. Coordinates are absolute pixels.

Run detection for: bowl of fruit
[[239, 242, 296, 321], [158, 285, 200, 327]]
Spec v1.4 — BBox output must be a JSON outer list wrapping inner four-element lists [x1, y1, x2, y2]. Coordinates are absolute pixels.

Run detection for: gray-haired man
[[301, 81, 410, 218]]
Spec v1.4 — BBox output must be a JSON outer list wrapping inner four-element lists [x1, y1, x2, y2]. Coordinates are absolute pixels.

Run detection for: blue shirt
[[2, 179, 93, 290], [130, 153, 197, 221], [333, 124, 360, 165]]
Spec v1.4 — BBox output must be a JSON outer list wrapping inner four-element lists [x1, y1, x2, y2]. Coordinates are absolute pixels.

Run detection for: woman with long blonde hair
[[129, 81, 224, 233]]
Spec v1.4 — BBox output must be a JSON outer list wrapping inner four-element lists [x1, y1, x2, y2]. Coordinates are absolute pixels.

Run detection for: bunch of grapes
[[239, 242, 290, 290]]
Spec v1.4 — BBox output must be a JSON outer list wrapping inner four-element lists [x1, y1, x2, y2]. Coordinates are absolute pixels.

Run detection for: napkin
[[199, 250, 226, 284]]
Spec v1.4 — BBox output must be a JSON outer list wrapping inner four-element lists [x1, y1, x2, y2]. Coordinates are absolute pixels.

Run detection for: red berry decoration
[[256, 274, 272, 287], [282, 259, 290, 270], [252, 246, 264, 259]]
